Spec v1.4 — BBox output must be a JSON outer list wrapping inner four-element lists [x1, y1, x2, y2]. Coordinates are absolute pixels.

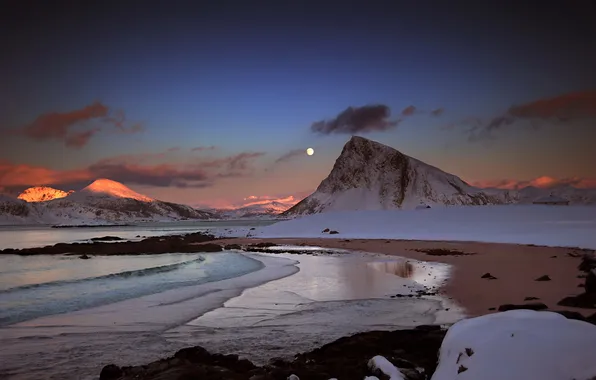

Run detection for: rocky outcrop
[[17, 186, 73, 202], [100, 327, 447, 380], [0, 232, 220, 256], [100, 310, 596, 380], [557, 255, 596, 309]]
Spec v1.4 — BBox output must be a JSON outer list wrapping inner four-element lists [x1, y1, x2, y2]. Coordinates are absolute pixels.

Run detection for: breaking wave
[[0, 256, 205, 294]]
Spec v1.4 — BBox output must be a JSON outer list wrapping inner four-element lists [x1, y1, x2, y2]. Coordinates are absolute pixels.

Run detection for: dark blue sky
[[2, 0, 596, 205]]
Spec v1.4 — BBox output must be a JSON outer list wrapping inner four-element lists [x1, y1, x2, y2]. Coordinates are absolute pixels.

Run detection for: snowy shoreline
[[251, 205, 596, 250], [0, 248, 460, 379]]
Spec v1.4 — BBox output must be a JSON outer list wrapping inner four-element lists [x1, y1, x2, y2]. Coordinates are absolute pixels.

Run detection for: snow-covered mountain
[[284, 136, 502, 215], [17, 186, 74, 202], [284, 136, 596, 215], [0, 195, 32, 224], [211, 200, 293, 219], [0, 179, 213, 225], [484, 185, 596, 205]]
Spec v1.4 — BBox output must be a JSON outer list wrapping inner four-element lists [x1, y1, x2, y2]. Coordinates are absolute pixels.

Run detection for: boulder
[[534, 275, 551, 281], [586, 269, 596, 294]]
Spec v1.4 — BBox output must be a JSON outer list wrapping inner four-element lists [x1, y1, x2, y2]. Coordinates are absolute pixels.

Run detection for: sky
[[2, 0, 596, 208]]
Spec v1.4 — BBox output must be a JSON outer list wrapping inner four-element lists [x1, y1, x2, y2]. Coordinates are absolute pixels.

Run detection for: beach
[[1, 212, 595, 379], [221, 238, 592, 317]]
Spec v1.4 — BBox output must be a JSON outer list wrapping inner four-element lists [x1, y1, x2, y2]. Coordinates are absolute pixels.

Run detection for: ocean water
[[0, 219, 275, 250], [0, 251, 264, 326]]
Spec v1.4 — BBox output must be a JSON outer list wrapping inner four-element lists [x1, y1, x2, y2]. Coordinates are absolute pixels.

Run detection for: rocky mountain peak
[[17, 186, 73, 202], [284, 136, 499, 215]]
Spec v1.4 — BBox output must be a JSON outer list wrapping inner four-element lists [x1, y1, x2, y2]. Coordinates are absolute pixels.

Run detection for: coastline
[[217, 237, 593, 317], [0, 248, 460, 379]]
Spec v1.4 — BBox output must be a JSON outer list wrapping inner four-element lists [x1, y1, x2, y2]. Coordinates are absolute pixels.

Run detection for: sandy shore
[[218, 238, 591, 317]]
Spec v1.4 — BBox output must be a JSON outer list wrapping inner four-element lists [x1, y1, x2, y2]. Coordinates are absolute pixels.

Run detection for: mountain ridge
[[1, 180, 213, 225]]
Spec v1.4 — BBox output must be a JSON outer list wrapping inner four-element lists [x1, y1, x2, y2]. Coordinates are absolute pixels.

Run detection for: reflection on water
[[367, 260, 414, 278]]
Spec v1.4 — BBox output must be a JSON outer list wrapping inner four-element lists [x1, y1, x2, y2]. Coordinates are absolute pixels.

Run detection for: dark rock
[[90, 236, 123, 242], [535, 275, 551, 281], [195, 243, 223, 252], [79, 254, 91, 260], [110, 329, 447, 380], [249, 242, 278, 248], [223, 244, 242, 250], [586, 270, 596, 294], [579, 253, 596, 272], [329, 230, 339, 235], [550, 255, 557, 258], [415, 248, 475, 256], [488, 307, 496, 311], [557, 293, 596, 309], [415, 325, 442, 331], [250, 228, 256, 230], [99, 364, 123, 380], [481, 273, 498, 280], [524, 296, 540, 301], [1, 231, 217, 256], [497, 303, 548, 312], [322, 228, 330, 233]]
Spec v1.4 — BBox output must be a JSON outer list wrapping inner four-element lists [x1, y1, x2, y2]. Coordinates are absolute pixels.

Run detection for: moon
[[306, 147, 314, 156]]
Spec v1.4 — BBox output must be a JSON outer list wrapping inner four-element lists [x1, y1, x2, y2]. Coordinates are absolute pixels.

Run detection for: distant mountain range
[[284, 136, 596, 215], [207, 198, 296, 219], [0, 179, 214, 225]]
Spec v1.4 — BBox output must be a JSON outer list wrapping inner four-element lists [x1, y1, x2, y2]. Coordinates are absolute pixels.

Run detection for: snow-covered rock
[[368, 356, 405, 380], [17, 186, 73, 202], [255, 205, 596, 249], [431, 310, 596, 380], [284, 136, 504, 215], [0, 195, 33, 224]]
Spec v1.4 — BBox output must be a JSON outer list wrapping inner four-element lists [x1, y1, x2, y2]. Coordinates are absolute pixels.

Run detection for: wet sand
[[217, 238, 591, 317]]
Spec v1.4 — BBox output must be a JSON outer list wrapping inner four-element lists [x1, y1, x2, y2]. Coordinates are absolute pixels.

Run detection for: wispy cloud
[[191, 145, 217, 152], [0, 150, 266, 190], [453, 91, 596, 142], [430, 108, 445, 117], [401, 105, 416, 116], [11, 102, 143, 148], [274, 149, 305, 163]]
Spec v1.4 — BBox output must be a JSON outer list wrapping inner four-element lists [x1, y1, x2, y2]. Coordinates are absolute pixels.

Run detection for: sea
[[0, 220, 460, 380], [0, 220, 274, 326]]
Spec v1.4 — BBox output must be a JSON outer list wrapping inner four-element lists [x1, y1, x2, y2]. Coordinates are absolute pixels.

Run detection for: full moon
[[306, 147, 314, 156]]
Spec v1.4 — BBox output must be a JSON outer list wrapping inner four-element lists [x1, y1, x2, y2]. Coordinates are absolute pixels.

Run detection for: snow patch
[[368, 355, 405, 380], [431, 310, 596, 380]]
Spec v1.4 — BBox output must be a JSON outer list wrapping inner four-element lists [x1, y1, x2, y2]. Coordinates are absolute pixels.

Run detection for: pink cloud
[[0, 150, 267, 190], [191, 145, 217, 152], [12, 102, 143, 148]]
